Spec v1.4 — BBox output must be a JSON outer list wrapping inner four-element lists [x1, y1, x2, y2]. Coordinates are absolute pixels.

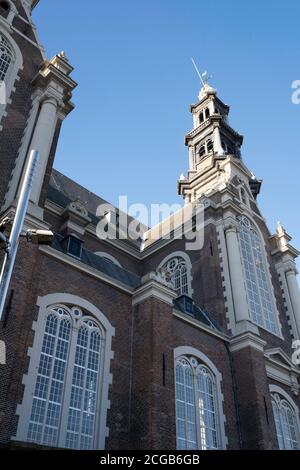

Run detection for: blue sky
[[34, 0, 300, 266]]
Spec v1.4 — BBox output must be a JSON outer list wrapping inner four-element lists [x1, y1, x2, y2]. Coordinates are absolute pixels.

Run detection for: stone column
[[28, 97, 58, 204], [188, 146, 195, 171], [213, 124, 224, 156], [285, 268, 300, 337], [208, 98, 215, 115], [225, 224, 251, 326]]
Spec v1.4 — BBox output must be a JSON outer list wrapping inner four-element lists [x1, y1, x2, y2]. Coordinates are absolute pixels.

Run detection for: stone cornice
[[132, 273, 176, 306], [31, 55, 77, 117], [229, 332, 267, 353], [190, 95, 230, 114], [265, 348, 300, 395]]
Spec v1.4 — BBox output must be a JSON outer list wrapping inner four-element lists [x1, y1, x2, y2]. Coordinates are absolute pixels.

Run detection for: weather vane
[[191, 58, 212, 86]]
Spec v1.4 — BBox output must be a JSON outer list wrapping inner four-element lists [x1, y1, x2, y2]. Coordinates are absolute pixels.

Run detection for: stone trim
[[0, 25, 23, 128], [265, 348, 300, 396], [132, 273, 176, 306], [14, 293, 115, 449], [229, 332, 267, 353], [216, 220, 235, 333], [269, 384, 300, 430], [174, 346, 228, 449], [157, 251, 193, 298], [275, 262, 298, 340]]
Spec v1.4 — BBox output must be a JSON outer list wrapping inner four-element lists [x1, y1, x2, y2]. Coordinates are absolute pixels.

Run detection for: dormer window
[[62, 234, 83, 259]]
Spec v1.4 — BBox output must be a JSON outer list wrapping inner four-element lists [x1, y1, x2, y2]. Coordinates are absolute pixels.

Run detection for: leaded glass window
[[162, 256, 189, 296], [0, 34, 13, 81], [271, 393, 300, 450], [175, 356, 221, 450], [27, 305, 104, 449], [239, 216, 278, 334]]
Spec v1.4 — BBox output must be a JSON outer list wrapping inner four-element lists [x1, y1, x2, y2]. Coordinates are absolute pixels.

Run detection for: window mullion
[[194, 373, 201, 451], [40, 316, 61, 444], [78, 329, 92, 448], [247, 229, 262, 328], [58, 325, 78, 448]]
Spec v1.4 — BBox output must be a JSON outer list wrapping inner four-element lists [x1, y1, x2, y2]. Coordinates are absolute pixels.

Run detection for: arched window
[[175, 356, 222, 450], [161, 256, 190, 297], [199, 144, 206, 158], [0, 33, 14, 81], [205, 108, 210, 120], [271, 393, 300, 450], [198, 138, 214, 160], [16, 296, 114, 450], [239, 216, 279, 334], [207, 139, 214, 153], [199, 111, 204, 124], [26, 306, 104, 449]]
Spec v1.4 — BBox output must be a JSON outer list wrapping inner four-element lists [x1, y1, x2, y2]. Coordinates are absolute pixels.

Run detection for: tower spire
[[178, 75, 245, 203]]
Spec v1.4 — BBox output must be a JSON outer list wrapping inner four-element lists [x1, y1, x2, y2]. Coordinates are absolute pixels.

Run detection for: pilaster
[[130, 273, 177, 450]]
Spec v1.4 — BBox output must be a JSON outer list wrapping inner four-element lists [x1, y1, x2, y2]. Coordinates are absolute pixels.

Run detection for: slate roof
[[173, 296, 221, 331], [52, 234, 141, 289], [48, 169, 145, 249]]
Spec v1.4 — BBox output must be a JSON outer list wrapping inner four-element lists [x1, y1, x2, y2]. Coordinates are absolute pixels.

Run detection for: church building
[[0, 0, 300, 451]]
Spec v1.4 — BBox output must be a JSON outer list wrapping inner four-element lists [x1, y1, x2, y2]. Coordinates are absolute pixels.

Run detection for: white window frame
[[15, 293, 115, 450], [238, 215, 282, 336], [174, 347, 227, 450], [270, 385, 300, 450], [158, 252, 193, 298], [0, 27, 23, 126]]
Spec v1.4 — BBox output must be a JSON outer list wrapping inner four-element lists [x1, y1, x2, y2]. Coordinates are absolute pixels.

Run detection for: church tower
[[178, 78, 261, 204], [175, 78, 300, 449], [178, 77, 300, 339]]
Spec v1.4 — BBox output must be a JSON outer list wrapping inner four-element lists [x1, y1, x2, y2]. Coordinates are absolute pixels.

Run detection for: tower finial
[[191, 58, 216, 101]]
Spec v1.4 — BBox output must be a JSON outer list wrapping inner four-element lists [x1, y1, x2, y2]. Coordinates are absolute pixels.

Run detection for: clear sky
[[33, 0, 300, 268]]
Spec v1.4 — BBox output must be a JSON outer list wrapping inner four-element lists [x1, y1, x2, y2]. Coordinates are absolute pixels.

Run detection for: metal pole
[[0, 150, 39, 321]]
